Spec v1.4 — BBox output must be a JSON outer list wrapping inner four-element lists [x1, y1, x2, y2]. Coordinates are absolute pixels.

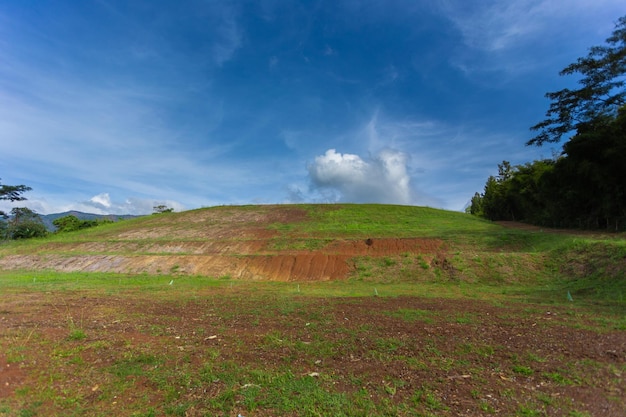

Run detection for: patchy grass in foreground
[[0, 205, 624, 415], [0, 274, 625, 417]]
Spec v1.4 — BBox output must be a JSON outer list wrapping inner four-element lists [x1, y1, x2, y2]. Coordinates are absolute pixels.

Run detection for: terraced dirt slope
[[0, 205, 447, 281]]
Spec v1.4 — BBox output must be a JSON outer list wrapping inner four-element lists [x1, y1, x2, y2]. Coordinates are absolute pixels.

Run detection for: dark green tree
[[7, 207, 48, 239], [53, 215, 111, 233], [473, 160, 556, 224], [0, 218, 7, 240], [481, 161, 516, 221], [467, 192, 484, 216], [552, 107, 626, 229], [472, 15, 626, 231], [153, 205, 174, 214], [506, 160, 555, 225], [529, 16, 626, 146], [53, 215, 85, 233], [0, 179, 32, 218]]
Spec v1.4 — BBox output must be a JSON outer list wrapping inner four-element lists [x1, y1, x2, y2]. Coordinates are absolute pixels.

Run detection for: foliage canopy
[[473, 16, 626, 230], [529, 16, 626, 146], [0, 179, 32, 218], [53, 214, 113, 233], [3, 207, 48, 239]]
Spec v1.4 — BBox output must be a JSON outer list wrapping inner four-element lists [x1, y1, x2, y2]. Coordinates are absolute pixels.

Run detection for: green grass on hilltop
[[0, 204, 624, 308], [268, 204, 498, 238]]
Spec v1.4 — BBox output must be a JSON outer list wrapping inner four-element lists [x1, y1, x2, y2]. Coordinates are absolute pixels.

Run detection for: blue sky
[[1, 1, 624, 215]]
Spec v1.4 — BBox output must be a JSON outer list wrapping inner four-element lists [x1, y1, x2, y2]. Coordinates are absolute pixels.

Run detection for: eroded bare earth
[[0, 206, 447, 281]]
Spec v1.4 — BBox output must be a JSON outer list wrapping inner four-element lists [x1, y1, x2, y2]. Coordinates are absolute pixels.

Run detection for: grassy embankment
[[0, 204, 624, 416]]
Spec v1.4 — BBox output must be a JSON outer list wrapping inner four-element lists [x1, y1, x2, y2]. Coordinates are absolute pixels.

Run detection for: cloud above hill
[[307, 149, 414, 205], [79, 193, 185, 215]]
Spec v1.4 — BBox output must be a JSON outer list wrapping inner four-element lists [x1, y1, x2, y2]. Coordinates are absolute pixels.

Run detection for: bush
[[8, 220, 48, 239], [53, 215, 113, 233], [5, 207, 48, 239]]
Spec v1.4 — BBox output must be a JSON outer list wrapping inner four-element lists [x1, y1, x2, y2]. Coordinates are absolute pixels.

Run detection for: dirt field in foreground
[[1, 291, 624, 416]]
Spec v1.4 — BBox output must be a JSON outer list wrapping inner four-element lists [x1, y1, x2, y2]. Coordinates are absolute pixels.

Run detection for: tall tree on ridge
[[0, 179, 32, 218], [528, 16, 626, 146]]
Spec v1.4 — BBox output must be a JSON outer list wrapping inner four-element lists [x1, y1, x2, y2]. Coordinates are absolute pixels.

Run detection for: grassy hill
[[1, 204, 624, 304], [1, 204, 625, 416]]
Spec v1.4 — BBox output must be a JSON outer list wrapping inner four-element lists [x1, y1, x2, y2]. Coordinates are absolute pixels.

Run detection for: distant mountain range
[[39, 211, 141, 231]]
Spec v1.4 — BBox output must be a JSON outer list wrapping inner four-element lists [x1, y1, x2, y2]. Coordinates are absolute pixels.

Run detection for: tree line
[[2, 178, 175, 240], [469, 16, 626, 231], [0, 202, 114, 240], [1, 180, 111, 239], [0, 181, 44, 239]]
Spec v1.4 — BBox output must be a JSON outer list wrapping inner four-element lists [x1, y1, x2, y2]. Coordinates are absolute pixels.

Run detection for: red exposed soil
[[0, 355, 25, 399], [0, 238, 444, 281], [326, 237, 445, 255], [0, 202, 448, 282], [244, 253, 352, 281], [243, 238, 445, 281]]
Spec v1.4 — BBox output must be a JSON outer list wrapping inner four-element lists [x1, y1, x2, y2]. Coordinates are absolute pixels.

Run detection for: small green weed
[[480, 400, 495, 413], [542, 371, 574, 386], [417, 255, 430, 269], [452, 313, 477, 324], [67, 328, 87, 341], [512, 365, 534, 376], [5, 346, 27, 364], [380, 257, 396, 267], [412, 385, 448, 411], [386, 308, 435, 323], [568, 410, 592, 417], [516, 402, 543, 416], [110, 352, 161, 378], [526, 353, 546, 363]]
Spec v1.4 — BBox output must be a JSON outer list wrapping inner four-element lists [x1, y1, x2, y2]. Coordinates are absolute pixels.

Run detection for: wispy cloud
[[437, 0, 625, 79], [0, 66, 257, 214], [210, 3, 243, 66], [438, 0, 542, 52], [0, 2, 255, 214], [2, 1, 620, 215], [439, 0, 623, 52]]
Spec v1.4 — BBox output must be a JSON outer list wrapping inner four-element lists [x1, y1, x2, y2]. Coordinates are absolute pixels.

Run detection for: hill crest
[[1, 204, 621, 284], [1, 205, 460, 280]]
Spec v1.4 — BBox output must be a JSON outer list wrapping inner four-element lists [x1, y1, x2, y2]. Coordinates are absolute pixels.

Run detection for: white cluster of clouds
[[298, 105, 555, 211], [307, 149, 414, 205], [84, 193, 184, 215], [0, 193, 185, 216]]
